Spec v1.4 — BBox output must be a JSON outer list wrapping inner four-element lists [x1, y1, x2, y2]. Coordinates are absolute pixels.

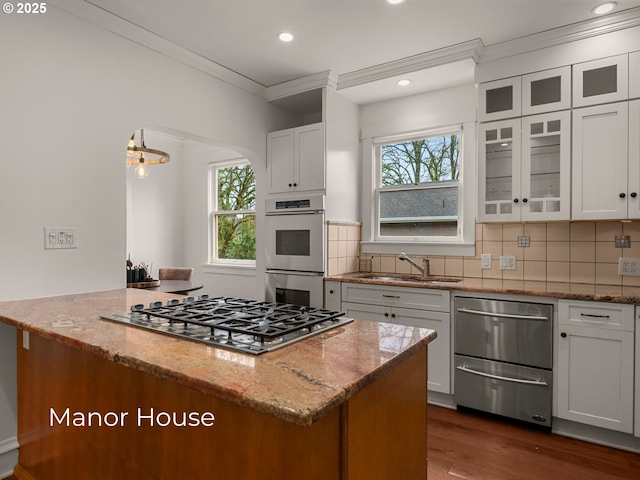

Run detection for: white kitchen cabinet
[[478, 77, 521, 122], [630, 51, 640, 100], [266, 122, 325, 194], [628, 100, 640, 219], [572, 102, 630, 220], [341, 282, 451, 394], [557, 300, 635, 434], [478, 119, 521, 222], [324, 280, 341, 311], [522, 66, 571, 116], [636, 309, 640, 438], [478, 112, 570, 222], [572, 54, 629, 108]]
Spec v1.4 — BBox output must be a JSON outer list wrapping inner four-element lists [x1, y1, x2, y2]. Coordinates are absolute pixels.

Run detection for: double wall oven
[[265, 194, 325, 308]]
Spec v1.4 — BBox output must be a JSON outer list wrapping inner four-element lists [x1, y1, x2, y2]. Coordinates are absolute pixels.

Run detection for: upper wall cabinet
[[478, 112, 570, 223], [572, 54, 629, 108], [572, 102, 629, 220], [522, 66, 571, 116], [630, 51, 640, 99], [478, 77, 521, 122], [266, 122, 326, 194]]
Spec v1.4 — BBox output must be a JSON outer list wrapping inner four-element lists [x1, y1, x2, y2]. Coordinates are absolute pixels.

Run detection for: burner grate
[[101, 295, 352, 355]]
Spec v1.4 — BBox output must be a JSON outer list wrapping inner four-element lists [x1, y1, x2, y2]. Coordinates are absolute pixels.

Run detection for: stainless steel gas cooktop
[[100, 295, 352, 355]]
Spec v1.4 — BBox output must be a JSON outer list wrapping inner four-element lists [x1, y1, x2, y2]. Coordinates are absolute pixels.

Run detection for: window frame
[[208, 158, 256, 266], [361, 122, 476, 257]]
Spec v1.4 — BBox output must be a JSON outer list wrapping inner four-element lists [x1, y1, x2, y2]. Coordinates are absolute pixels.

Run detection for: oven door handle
[[266, 269, 324, 276], [456, 365, 549, 386], [456, 307, 548, 321]]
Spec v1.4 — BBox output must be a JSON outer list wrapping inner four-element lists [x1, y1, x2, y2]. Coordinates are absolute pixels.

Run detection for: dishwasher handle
[[456, 365, 549, 386], [456, 307, 549, 321]]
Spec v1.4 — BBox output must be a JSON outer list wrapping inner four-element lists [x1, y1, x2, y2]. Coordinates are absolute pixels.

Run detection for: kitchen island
[[0, 289, 435, 480]]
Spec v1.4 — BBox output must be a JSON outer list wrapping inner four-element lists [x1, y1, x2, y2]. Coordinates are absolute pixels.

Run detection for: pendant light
[[126, 129, 170, 178]]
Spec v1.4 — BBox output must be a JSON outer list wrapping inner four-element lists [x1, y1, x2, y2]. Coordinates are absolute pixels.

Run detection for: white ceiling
[[81, 0, 640, 103]]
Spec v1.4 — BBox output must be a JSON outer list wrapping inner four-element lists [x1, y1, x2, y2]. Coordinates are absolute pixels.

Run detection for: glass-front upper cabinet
[[573, 54, 629, 108], [478, 119, 522, 222], [522, 66, 571, 116], [478, 77, 522, 122], [521, 111, 571, 221]]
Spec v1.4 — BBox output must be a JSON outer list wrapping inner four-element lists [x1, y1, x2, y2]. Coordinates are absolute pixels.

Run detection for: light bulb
[[135, 163, 148, 178]]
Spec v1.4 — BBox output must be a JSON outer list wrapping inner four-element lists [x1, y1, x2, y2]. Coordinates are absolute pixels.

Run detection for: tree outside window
[[378, 132, 461, 238], [211, 160, 256, 261]]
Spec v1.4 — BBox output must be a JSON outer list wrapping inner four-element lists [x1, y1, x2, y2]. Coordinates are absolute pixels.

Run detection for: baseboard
[[552, 418, 640, 454], [427, 391, 456, 409], [0, 436, 18, 479]]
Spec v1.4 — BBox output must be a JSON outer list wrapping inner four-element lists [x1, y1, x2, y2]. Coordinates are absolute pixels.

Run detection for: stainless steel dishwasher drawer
[[454, 354, 552, 427]]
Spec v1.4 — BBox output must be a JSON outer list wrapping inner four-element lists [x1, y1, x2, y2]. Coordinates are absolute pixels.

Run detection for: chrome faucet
[[398, 252, 430, 277]]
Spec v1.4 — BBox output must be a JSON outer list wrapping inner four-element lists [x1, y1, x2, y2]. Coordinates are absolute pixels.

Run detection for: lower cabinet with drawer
[[341, 283, 450, 394], [557, 299, 635, 434]]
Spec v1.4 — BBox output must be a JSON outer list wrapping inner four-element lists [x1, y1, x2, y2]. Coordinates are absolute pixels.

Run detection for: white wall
[[126, 131, 185, 276], [0, 5, 291, 473]]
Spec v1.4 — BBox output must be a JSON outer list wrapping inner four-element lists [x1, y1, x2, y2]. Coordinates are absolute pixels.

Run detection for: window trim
[[361, 122, 476, 257], [208, 158, 256, 266]]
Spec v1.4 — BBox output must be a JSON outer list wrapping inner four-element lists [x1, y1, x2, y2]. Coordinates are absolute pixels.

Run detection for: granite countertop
[[0, 288, 436, 426], [326, 273, 640, 305]]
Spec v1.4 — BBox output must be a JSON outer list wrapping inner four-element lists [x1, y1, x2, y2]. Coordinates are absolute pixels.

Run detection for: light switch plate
[[44, 227, 78, 249], [618, 257, 640, 276], [500, 255, 516, 270], [480, 254, 492, 270]]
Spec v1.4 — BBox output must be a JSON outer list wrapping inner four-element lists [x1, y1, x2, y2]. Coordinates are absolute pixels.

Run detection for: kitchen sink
[[357, 273, 462, 284]]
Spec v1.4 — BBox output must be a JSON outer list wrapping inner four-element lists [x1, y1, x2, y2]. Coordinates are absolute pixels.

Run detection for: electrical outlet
[[500, 255, 516, 270], [480, 254, 492, 270], [618, 257, 640, 276], [44, 227, 78, 249]]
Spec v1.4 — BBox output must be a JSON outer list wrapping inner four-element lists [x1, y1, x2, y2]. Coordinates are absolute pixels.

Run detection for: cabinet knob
[[522, 198, 528, 203], [513, 198, 519, 203], [620, 193, 626, 198], [293, 183, 297, 187], [288, 183, 292, 187], [632, 192, 638, 198], [384, 312, 389, 317], [329, 289, 334, 294], [391, 313, 396, 318], [560, 332, 567, 338]]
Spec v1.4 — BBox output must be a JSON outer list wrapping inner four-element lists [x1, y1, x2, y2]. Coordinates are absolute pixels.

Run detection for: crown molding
[[50, 0, 266, 98], [265, 70, 339, 102], [337, 39, 484, 91], [479, 7, 640, 63]]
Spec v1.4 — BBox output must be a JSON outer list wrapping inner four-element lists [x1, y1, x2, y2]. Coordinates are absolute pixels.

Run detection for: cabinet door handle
[[620, 192, 626, 198], [288, 183, 293, 187], [560, 332, 567, 338], [391, 313, 396, 318], [522, 198, 528, 203], [382, 295, 400, 299], [580, 313, 610, 318], [513, 198, 519, 203], [384, 312, 389, 317], [631, 192, 638, 198]]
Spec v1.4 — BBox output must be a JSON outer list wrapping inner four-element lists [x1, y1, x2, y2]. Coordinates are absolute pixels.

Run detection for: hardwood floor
[[4, 406, 639, 479], [428, 405, 640, 480]]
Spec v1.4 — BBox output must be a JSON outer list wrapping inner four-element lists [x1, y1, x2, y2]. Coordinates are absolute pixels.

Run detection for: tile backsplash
[[327, 220, 640, 289]]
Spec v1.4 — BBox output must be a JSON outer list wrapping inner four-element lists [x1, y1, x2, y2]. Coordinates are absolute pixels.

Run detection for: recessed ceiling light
[[592, 2, 617, 15], [386, 0, 406, 5], [397, 79, 411, 86], [277, 32, 294, 42]]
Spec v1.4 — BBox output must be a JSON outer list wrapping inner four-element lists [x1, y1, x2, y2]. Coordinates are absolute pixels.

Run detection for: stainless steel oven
[[265, 270, 324, 308], [265, 195, 325, 273], [454, 297, 553, 427], [265, 194, 325, 308]]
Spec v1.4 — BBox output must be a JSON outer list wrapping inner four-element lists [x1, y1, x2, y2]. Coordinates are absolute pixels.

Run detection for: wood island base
[[15, 331, 427, 480]]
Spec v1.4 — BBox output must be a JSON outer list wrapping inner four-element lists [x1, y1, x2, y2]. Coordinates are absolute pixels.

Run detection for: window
[[209, 159, 256, 263], [376, 129, 461, 241]]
